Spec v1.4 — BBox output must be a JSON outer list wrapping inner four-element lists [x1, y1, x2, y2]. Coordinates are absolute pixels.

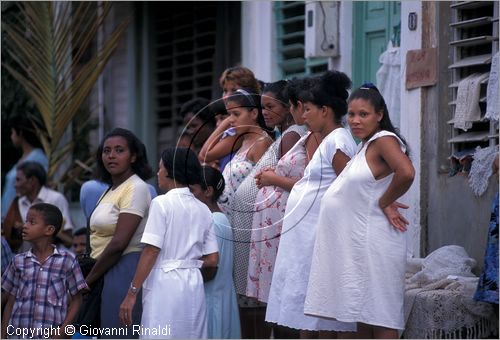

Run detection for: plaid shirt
[[2, 246, 88, 331], [1, 237, 14, 275]]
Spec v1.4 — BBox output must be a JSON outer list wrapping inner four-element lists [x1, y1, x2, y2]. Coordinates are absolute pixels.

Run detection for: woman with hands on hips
[[304, 83, 415, 339]]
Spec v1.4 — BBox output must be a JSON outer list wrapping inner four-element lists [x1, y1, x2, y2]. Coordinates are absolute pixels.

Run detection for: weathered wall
[[400, 1, 423, 258], [241, 1, 275, 82], [421, 1, 496, 272]]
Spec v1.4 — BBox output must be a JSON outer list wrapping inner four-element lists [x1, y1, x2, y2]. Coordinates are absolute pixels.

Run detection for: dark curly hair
[[160, 147, 202, 186], [263, 80, 290, 108], [285, 77, 314, 107], [298, 70, 352, 123], [96, 128, 153, 184], [199, 165, 225, 202]]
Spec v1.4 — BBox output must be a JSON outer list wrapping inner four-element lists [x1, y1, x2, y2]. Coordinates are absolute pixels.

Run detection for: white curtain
[[376, 41, 401, 128]]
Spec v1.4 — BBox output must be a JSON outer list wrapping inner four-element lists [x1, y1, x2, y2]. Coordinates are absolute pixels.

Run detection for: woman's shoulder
[[212, 211, 230, 224], [128, 174, 151, 189], [254, 133, 273, 148], [318, 127, 357, 158], [212, 211, 232, 237], [26, 148, 48, 168], [283, 124, 307, 136], [118, 175, 153, 200], [247, 133, 273, 162], [330, 127, 353, 139], [370, 130, 406, 152]]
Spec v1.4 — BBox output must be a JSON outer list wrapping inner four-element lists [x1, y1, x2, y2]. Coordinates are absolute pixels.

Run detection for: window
[[152, 3, 217, 147], [448, 1, 498, 171], [275, 1, 328, 78]]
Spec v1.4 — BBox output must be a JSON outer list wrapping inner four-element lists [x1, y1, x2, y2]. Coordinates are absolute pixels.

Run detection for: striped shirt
[[2, 246, 88, 332]]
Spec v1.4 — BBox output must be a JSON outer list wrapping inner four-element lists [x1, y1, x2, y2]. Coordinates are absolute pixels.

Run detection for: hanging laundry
[[454, 73, 489, 131], [376, 41, 401, 128], [468, 145, 499, 196], [485, 52, 499, 122]]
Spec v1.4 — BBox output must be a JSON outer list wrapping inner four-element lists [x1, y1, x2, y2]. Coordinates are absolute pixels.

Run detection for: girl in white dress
[[119, 147, 219, 339], [304, 84, 415, 338], [266, 71, 358, 337]]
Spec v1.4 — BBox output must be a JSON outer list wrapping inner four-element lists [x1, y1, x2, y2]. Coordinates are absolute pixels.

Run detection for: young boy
[[1, 203, 88, 339], [71, 228, 87, 256]]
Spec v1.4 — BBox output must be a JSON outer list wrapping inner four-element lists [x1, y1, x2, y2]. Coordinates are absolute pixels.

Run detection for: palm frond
[[2, 2, 129, 181]]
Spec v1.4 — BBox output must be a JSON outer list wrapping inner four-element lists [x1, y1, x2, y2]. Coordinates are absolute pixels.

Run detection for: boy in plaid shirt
[[1, 203, 88, 339]]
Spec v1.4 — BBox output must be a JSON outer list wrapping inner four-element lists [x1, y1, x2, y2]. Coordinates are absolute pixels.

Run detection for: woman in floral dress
[[246, 78, 315, 303], [215, 89, 272, 216]]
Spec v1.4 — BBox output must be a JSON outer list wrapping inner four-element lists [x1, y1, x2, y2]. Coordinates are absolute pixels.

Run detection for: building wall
[[241, 1, 275, 82], [329, 1, 353, 78], [88, 2, 135, 150], [421, 2, 495, 272], [400, 1, 423, 257]]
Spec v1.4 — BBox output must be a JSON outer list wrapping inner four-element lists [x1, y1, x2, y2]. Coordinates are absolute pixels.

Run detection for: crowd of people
[[1, 65, 417, 339]]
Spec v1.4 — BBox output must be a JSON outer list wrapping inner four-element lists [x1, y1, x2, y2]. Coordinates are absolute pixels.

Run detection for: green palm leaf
[[2, 1, 129, 181]]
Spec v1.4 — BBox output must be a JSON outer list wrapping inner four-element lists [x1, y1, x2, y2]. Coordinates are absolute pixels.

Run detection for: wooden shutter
[[152, 3, 217, 148], [448, 1, 499, 160], [275, 1, 328, 78]]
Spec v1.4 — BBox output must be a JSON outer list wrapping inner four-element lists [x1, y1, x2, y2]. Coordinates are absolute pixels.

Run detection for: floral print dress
[[218, 146, 254, 217], [246, 132, 310, 303]]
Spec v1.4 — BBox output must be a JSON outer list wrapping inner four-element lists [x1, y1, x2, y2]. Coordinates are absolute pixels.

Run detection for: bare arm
[[375, 137, 415, 209], [1, 293, 15, 339], [85, 213, 143, 286], [201, 251, 219, 268], [57, 292, 82, 338], [119, 245, 160, 326], [278, 131, 301, 158], [200, 251, 219, 282], [199, 117, 241, 163], [255, 169, 299, 192], [247, 137, 273, 164], [374, 137, 415, 231], [331, 150, 351, 176]]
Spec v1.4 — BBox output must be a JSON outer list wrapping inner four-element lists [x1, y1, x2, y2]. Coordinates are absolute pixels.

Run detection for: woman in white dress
[[119, 147, 219, 339], [266, 71, 358, 337], [304, 84, 415, 338]]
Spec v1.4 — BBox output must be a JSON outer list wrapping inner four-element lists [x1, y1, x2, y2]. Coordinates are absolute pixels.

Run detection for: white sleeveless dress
[[265, 127, 357, 331], [304, 131, 408, 330]]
